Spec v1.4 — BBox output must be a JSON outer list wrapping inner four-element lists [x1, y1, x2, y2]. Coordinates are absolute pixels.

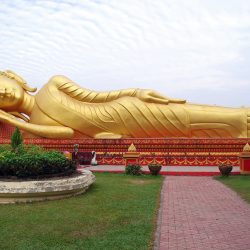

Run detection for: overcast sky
[[0, 0, 249, 107]]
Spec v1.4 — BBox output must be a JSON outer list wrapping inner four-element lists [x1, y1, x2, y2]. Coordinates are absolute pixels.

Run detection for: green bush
[[0, 148, 76, 179], [0, 129, 76, 178], [24, 144, 45, 155], [0, 144, 12, 152], [125, 164, 142, 176], [11, 127, 23, 153]]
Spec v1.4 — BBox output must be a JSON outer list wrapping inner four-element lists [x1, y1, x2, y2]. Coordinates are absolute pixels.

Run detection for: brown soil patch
[[70, 223, 108, 239], [127, 179, 154, 185]]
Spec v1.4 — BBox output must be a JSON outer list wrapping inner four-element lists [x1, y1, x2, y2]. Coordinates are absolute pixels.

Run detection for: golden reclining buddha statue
[[0, 70, 249, 139]]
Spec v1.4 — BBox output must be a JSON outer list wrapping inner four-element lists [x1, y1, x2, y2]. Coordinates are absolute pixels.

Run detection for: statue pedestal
[[123, 152, 140, 166], [239, 152, 250, 175]]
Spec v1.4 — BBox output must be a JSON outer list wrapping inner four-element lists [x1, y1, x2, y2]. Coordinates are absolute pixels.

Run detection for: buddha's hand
[[0, 110, 16, 124], [136, 89, 186, 105]]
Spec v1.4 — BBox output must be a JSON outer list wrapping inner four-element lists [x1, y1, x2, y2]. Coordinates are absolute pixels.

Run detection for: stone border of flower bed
[[0, 170, 95, 204]]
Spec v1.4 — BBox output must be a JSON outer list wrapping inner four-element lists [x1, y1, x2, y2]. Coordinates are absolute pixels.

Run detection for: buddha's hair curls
[[0, 70, 37, 93]]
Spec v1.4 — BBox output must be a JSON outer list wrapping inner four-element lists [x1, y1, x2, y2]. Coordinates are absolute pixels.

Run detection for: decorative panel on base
[[123, 152, 140, 166], [239, 155, 250, 174]]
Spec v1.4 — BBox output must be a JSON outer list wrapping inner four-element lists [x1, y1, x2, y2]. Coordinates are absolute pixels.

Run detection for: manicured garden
[[0, 173, 163, 250], [1, 128, 250, 249], [0, 128, 76, 179], [216, 175, 250, 203]]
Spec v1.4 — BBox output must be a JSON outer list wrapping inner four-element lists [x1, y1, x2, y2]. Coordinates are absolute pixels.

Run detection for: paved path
[[155, 177, 250, 250]]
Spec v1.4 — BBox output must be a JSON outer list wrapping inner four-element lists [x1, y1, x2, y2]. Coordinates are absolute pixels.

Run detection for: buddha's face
[[0, 76, 24, 111]]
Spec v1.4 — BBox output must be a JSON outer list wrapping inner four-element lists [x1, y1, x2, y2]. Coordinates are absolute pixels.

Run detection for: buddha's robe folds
[[35, 76, 249, 138]]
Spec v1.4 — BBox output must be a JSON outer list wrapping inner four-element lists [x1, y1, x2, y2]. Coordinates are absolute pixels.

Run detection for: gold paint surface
[[128, 143, 137, 152], [0, 70, 249, 139], [243, 143, 250, 152]]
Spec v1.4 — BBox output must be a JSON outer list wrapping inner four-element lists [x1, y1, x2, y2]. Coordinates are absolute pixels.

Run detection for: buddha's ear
[[5, 70, 37, 93], [22, 83, 37, 93]]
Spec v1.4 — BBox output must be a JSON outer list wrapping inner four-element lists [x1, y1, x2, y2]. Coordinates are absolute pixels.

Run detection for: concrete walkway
[[82, 165, 240, 176], [155, 176, 250, 250]]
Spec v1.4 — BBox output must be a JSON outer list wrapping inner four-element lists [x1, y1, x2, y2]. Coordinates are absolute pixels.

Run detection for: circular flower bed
[[0, 144, 95, 204], [0, 170, 95, 204]]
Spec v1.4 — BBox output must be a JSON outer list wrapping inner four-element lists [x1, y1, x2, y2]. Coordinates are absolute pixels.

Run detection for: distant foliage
[[125, 164, 142, 176], [11, 127, 23, 153]]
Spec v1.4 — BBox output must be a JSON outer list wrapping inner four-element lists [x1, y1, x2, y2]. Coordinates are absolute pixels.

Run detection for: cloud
[[0, 0, 249, 107]]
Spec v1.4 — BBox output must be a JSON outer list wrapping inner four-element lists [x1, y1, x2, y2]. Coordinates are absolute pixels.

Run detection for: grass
[[0, 173, 163, 250], [215, 175, 250, 203]]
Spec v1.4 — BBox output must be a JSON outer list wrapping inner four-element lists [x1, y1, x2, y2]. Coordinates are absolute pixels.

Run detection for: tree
[[11, 127, 23, 153]]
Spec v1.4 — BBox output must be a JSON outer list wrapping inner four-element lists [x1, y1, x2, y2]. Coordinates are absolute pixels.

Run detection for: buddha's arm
[[66, 86, 186, 104], [0, 110, 74, 138], [52, 77, 186, 105]]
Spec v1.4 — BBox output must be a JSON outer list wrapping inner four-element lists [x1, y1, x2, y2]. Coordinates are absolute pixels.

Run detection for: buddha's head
[[0, 70, 37, 111]]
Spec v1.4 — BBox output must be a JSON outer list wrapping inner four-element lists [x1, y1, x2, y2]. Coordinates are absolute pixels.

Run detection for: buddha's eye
[[0, 88, 5, 97], [0, 88, 13, 98]]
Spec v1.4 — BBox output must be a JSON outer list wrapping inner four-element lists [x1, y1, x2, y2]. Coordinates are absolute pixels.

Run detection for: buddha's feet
[[94, 132, 129, 139], [247, 110, 250, 137]]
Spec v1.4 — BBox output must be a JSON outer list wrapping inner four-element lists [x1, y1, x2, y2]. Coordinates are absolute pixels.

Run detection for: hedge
[[0, 146, 76, 179]]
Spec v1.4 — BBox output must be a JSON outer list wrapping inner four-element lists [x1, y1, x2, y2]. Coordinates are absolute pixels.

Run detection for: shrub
[[125, 164, 142, 176], [0, 150, 16, 176], [0, 129, 76, 178], [0, 149, 76, 179], [148, 164, 162, 176], [11, 127, 23, 153], [24, 144, 45, 155], [0, 144, 12, 152]]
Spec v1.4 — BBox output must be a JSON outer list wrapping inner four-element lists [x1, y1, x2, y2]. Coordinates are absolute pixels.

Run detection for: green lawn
[[216, 175, 250, 203], [0, 173, 163, 250]]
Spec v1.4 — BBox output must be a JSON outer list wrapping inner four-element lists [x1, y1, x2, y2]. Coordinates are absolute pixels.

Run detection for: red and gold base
[[239, 152, 250, 174], [123, 152, 140, 166], [1, 136, 248, 167]]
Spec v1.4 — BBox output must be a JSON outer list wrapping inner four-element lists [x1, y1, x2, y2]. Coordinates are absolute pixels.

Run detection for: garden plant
[[0, 129, 76, 179], [125, 164, 142, 175]]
